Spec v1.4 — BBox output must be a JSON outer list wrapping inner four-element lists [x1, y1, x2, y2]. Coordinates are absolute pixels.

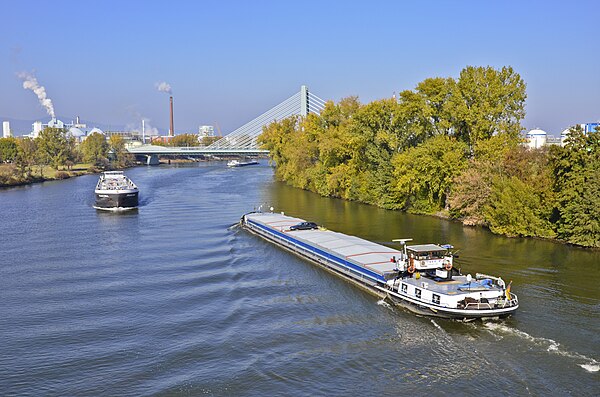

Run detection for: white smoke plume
[[17, 71, 55, 118], [155, 81, 172, 95], [126, 117, 159, 136]]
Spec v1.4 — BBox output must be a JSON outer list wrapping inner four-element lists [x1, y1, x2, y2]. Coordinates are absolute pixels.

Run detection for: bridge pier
[[146, 154, 160, 166]]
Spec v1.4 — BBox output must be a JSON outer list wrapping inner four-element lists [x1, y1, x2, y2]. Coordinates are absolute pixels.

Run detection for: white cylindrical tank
[[2, 121, 11, 138], [560, 128, 572, 146], [526, 128, 547, 149]]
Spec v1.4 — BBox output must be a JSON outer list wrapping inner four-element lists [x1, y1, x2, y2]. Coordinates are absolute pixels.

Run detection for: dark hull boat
[[94, 171, 139, 211]]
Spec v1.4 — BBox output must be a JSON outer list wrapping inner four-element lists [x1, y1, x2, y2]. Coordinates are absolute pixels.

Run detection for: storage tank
[[526, 128, 547, 149]]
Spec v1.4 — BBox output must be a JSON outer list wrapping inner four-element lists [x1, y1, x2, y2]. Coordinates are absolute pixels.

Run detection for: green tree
[[109, 135, 134, 168], [449, 142, 554, 231], [484, 175, 555, 238], [200, 136, 221, 146], [80, 132, 109, 166], [0, 137, 19, 163], [550, 128, 600, 247], [170, 133, 199, 147], [396, 77, 455, 141], [391, 135, 469, 213], [15, 138, 37, 178], [258, 115, 300, 179], [449, 66, 526, 150], [36, 127, 68, 170]]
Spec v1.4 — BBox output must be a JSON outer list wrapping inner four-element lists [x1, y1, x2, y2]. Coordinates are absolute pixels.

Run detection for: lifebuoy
[[444, 261, 452, 271]]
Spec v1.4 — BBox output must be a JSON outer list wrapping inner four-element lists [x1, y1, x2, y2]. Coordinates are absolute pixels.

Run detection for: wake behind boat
[[241, 211, 518, 320], [94, 171, 139, 211]]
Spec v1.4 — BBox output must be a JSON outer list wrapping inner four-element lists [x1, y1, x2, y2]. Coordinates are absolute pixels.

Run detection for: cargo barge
[[241, 211, 518, 320], [93, 171, 139, 211]]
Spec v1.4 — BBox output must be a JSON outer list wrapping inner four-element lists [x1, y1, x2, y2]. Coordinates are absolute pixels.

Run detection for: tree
[[0, 137, 18, 163], [200, 136, 221, 146], [550, 128, 600, 247], [257, 65, 558, 243], [109, 135, 133, 168], [447, 163, 493, 226], [15, 138, 37, 178], [449, 66, 526, 150], [396, 77, 455, 142], [484, 175, 555, 238], [258, 115, 300, 178], [36, 127, 69, 170], [80, 132, 109, 166], [170, 133, 199, 147], [391, 135, 469, 213], [449, 141, 554, 231]]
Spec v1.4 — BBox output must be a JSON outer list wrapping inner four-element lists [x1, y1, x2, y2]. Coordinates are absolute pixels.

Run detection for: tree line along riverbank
[[0, 129, 135, 187], [258, 66, 600, 248]]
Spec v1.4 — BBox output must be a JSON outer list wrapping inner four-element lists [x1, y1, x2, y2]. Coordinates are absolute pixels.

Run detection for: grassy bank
[[1, 163, 113, 188]]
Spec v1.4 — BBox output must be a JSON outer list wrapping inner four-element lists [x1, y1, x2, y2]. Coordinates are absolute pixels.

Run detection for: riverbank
[[0, 157, 231, 188], [0, 162, 135, 188]]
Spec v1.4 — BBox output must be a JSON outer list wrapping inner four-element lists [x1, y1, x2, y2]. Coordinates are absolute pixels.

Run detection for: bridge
[[128, 85, 326, 164]]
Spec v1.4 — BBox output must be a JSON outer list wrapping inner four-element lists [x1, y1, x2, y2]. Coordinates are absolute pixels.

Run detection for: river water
[[1, 162, 598, 396]]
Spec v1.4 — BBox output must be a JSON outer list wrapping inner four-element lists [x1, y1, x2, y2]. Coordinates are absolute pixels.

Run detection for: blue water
[[1, 162, 598, 396]]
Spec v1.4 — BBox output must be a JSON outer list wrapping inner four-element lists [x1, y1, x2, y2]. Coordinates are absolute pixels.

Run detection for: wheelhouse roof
[[407, 244, 446, 253]]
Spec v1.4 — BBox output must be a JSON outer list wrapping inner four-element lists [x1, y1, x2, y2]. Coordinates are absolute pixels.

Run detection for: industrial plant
[[525, 122, 600, 149]]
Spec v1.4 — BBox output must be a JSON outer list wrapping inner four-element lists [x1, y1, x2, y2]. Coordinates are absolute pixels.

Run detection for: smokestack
[[169, 96, 174, 137]]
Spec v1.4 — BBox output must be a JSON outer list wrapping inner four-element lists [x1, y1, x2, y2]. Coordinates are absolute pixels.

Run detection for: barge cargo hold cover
[[241, 211, 519, 320]]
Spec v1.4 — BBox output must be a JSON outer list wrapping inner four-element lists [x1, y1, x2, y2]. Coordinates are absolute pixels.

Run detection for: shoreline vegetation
[[0, 130, 136, 188], [258, 65, 600, 248], [0, 132, 223, 189]]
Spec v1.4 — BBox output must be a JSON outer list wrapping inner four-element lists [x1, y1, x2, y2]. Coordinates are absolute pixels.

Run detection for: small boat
[[93, 171, 139, 211], [241, 211, 519, 320], [227, 158, 259, 167]]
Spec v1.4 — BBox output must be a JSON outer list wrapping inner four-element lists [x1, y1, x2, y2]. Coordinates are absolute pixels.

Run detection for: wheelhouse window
[[415, 288, 421, 299], [401, 283, 407, 293], [432, 294, 440, 304]]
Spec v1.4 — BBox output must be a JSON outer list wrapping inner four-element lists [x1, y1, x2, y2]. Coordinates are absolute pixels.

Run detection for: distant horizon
[[2, 1, 599, 136]]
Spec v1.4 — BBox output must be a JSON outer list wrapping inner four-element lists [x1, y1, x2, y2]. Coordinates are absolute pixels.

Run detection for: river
[[1, 162, 598, 396]]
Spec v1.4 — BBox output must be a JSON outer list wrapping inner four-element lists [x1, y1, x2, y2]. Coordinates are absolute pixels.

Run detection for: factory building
[[26, 117, 105, 143], [525, 122, 599, 149], [27, 118, 70, 138]]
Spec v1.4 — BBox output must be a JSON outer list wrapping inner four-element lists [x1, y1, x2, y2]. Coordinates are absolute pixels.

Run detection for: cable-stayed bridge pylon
[[207, 85, 326, 150]]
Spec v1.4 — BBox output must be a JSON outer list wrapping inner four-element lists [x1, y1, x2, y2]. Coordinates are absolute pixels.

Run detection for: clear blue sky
[[1, 0, 598, 135]]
